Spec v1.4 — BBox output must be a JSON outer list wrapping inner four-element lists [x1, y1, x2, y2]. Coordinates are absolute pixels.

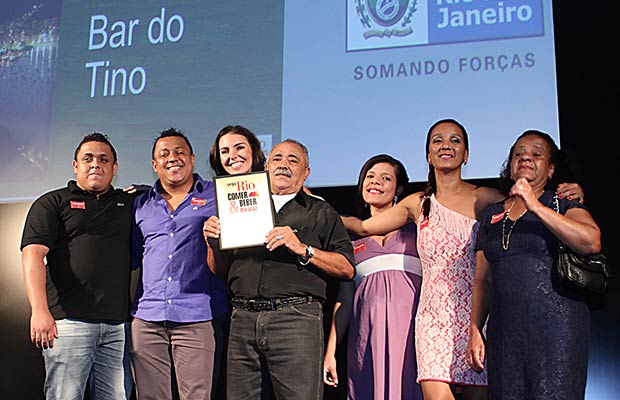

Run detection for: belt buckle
[[248, 299, 274, 311], [246, 299, 259, 311]]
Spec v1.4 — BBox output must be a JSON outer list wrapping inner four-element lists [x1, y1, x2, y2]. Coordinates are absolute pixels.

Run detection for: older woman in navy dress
[[467, 130, 602, 399]]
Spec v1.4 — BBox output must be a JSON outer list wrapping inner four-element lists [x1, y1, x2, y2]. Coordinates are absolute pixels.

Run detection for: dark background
[[1, 1, 618, 398]]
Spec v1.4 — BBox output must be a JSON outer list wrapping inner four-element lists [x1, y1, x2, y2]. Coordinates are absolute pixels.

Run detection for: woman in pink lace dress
[[343, 119, 583, 400]]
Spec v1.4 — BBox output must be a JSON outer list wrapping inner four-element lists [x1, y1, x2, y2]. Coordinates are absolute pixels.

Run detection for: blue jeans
[[42, 319, 133, 400], [227, 302, 324, 400]]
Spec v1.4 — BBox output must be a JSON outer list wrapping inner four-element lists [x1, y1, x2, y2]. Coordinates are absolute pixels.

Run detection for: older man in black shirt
[[205, 139, 355, 399]]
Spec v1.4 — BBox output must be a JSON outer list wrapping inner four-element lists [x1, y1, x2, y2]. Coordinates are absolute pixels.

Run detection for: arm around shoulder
[[344, 192, 421, 236]]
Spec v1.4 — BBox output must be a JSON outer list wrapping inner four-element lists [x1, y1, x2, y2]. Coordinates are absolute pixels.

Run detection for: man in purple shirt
[[130, 128, 229, 399]]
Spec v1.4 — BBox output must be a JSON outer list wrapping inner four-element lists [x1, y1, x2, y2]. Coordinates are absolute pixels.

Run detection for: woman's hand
[[466, 327, 486, 373], [557, 182, 584, 203], [323, 353, 339, 387]]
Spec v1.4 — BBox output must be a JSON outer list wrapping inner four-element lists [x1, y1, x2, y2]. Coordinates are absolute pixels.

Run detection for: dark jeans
[[227, 302, 324, 400]]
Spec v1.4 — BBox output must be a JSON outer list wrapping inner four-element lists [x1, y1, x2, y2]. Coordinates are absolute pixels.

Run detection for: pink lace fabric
[[415, 195, 487, 385]]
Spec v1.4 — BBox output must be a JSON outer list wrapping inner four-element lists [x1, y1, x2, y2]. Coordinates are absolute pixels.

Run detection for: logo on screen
[[347, 0, 545, 52], [348, 0, 425, 51], [356, 0, 416, 38]]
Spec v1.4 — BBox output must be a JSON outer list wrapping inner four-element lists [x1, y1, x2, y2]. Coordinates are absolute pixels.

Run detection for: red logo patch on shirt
[[419, 218, 429, 229], [491, 211, 506, 224], [353, 242, 366, 254], [70, 201, 86, 209], [191, 197, 206, 206]]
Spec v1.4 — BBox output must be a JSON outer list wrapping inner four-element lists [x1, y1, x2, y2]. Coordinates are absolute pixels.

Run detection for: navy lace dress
[[476, 190, 590, 399]]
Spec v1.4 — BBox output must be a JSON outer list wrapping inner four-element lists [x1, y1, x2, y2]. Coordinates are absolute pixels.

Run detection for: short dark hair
[[74, 132, 117, 163], [355, 154, 410, 219], [498, 130, 578, 195], [209, 125, 265, 176], [151, 127, 193, 160]]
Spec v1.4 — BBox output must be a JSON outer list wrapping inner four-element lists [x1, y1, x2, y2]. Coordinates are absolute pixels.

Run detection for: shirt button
[[168, 254, 172, 259], [167, 276, 172, 282], [170, 214, 174, 219], [169, 232, 174, 237], [167, 299, 172, 304]]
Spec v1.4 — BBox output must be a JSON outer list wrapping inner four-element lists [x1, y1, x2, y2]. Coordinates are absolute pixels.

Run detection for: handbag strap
[[552, 191, 567, 253]]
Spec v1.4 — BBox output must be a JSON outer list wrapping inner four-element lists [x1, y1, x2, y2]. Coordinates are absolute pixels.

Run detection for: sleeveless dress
[[415, 195, 487, 385], [477, 191, 589, 399], [347, 224, 424, 400]]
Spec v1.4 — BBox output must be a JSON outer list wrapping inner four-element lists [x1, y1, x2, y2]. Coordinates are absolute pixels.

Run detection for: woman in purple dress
[[323, 154, 423, 400]]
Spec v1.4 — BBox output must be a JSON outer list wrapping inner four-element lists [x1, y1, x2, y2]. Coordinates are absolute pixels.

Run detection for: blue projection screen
[[0, 0, 560, 202]]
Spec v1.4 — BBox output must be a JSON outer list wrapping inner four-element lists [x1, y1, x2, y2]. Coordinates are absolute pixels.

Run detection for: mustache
[[273, 167, 292, 177]]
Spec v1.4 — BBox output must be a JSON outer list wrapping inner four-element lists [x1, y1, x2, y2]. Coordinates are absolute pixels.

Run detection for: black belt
[[232, 296, 317, 312]]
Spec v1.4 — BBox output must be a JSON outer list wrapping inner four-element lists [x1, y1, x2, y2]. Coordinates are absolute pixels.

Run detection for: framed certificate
[[213, 171, 275, 249]]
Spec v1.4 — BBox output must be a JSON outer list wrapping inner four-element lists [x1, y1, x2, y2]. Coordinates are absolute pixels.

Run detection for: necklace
[[501, 199, 528, 251]]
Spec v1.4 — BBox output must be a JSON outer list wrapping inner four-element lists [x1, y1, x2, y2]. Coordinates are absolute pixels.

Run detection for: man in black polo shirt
[[205, 139, 355, 399], [20, 133, 134, 400]]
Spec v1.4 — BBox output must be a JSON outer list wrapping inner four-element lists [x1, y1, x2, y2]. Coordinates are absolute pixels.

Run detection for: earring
[[393, 195, 398, 206]]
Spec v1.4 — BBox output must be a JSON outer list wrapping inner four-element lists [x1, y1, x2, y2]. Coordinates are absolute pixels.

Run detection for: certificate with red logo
[[214, 171, 275, 249]]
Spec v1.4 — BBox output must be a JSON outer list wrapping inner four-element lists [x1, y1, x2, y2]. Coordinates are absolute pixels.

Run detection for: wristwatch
[[299, 245, 315, 265]]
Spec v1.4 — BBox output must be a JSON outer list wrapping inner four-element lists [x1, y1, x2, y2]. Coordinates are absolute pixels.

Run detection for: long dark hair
[[209, 125, 265, 176], [498, 130, 578, 196], [354, 154, 411, 219], [421, 118, 469, 218]]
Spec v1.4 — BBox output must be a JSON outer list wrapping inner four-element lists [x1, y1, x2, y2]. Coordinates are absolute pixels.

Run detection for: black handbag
[[553, 194, 610, 294]]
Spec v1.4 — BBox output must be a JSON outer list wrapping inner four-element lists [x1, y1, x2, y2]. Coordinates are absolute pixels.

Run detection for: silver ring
[[276, 235, 282, 240]]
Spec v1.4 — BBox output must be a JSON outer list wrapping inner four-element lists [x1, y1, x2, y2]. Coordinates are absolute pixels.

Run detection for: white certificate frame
[[214, 171, 275, 250]]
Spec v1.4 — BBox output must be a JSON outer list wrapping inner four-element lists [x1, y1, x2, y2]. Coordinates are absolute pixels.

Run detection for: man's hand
[[203, 216, 221, 241], [265, 226, 305, 256], [30, 308, 58, 349], [122, 184, 151, 194]]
